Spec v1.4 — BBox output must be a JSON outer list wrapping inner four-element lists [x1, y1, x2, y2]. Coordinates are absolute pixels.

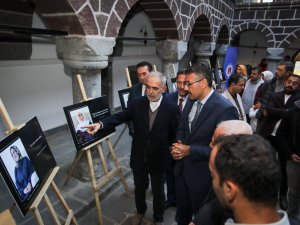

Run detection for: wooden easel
[[64, 75, 129, 225], [0, 98, 78, 225], [110, 67, 134, 148]]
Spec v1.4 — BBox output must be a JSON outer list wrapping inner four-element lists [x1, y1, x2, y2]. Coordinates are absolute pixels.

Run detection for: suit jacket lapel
[[190, 92, 217, 136], [141, 97, 150, 130]]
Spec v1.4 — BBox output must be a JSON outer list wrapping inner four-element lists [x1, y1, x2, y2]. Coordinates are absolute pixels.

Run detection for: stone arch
[[278, 28, 300, 48], [215, 18, 230, 45], [230, 22, 275, 48], [103, 0, 180, 39], [33, 0, 87, 35], [186, 4, 214, 42]]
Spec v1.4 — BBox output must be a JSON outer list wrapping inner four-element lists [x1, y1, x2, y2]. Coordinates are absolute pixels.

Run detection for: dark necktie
[[179, 98, 184, 112], [191, 101, 203, 129]]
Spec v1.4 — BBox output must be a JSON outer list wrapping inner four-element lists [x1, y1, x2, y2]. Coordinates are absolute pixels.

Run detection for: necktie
[[179, 98, 184, 112], [191, 101, 202, 129]]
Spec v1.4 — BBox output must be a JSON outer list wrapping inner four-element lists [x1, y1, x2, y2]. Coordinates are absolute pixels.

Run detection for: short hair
[[251, 66, 263, 74], [227, 73, 245, 87], [278, 61, 294, 72], [214, 134, 280, 207], [176, 70, 186, 79], [185, 63, 213, 87], [136, 61, 153, 72], [148, 71, 166, 86], [10, 146, 22, 158], [217, 120, 253, 136]]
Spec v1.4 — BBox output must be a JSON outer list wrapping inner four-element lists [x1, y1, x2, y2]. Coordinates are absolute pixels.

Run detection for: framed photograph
[[170, 78, 177, 92], [217, 68, 226, 82], [294, 61, 300, 76], [63, 96, 115, 151], [0, 117, 57, 216], [118, 88, 131, 110], [127, 65, 139, 86]]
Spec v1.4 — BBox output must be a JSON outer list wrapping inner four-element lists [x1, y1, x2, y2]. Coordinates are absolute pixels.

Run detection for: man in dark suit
[[257, 74, 300, 210], [277, 99, 300, 221], [84, 71, 180, 225], [128, 61, 153, 107], [164, 70, 188, 209], [170, 63, 239, 225]]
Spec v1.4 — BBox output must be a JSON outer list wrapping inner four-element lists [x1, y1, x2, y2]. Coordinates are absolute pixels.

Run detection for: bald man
[[190, 120, 253, 225]]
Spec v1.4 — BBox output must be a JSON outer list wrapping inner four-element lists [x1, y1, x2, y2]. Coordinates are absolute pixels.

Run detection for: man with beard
[[222, 73, 246, 122], [242, 66, 264, 123], [255, 61, 294, 133], [277, 97, 300, 221], [209, 135, 290, 224], [258, 74, 300, 210], [83, 71, 180, 225]]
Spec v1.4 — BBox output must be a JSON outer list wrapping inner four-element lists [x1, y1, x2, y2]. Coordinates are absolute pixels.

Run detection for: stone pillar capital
[[193, 41, 216, 57], [156, 39, 187, 62], [215, 44, 228, 57], [56, 35, 116, 70], [266, 48, 284, 61]]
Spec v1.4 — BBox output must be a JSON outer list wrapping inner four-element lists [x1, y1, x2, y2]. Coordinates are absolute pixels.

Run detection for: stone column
[[266, 48, 284, 74], [215, 44, 228, 69], [214, 44, 228, 83], [156, 39, 187, 92], [193, 41, 216, 68], [56, 35, 116, 180]]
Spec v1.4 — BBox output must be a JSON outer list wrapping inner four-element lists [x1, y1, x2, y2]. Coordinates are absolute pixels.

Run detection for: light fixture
[[140, 25, 148, 45], [253, 42, 258, 55]]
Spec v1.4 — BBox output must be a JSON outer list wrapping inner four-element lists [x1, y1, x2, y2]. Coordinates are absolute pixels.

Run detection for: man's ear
[[223, 180, 238, 203], [162, 85, 167, 93]]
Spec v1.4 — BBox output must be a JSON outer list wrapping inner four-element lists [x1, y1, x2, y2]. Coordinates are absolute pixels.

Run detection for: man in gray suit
[[171, 63, 239, 225]]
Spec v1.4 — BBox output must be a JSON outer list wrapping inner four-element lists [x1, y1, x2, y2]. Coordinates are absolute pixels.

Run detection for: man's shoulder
[[130, 83, 142, 91], [162, 95, 179, 109], [212, 91, 232, 106]]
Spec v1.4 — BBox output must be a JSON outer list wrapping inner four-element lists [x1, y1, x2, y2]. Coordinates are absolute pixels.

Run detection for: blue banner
[[223, 47, 239, 81]]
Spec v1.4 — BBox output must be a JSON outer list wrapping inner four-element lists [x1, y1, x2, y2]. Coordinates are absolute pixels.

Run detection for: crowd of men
[[84, 58, 300, 225]]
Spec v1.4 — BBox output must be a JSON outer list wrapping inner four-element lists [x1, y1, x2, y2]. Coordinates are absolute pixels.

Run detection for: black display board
[[0, 117, 57, 216], [63, 96, 115, 151]]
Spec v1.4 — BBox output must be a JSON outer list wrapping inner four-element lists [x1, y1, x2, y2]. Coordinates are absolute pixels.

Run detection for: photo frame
[[294, 61, 300, 76], [0, 117, 57, 216], [118, 88, 131, 110], [218, 68, 225, 81], [170, 77, 177, 93], [63, 96, 115, 151], [127, 65, 139, 86]]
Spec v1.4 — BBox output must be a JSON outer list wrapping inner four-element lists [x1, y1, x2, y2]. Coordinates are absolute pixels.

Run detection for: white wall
[[236, 30, 300, 71], [111, 56, 162, 108], [111, 11, 162, 108], [0, 12, 72, 139], [236, 30, 268, 67]]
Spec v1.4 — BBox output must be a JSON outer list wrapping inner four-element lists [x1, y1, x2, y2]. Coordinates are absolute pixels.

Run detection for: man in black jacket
[[257, 73, 300, 210], [84, 71, 180, 225], [277, 99, 300, 221]]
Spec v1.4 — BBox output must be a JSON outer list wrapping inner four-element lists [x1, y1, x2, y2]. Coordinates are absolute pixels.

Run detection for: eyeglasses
[[184, 78, 205, 87]]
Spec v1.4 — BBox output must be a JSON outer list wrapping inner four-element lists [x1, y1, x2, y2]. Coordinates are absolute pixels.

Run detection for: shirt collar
[[200, 89, 214, 105], [150, 95, 163, 112]]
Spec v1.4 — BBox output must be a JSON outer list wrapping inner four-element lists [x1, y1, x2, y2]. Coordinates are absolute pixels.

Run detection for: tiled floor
[[0, 124, 177, 225]]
